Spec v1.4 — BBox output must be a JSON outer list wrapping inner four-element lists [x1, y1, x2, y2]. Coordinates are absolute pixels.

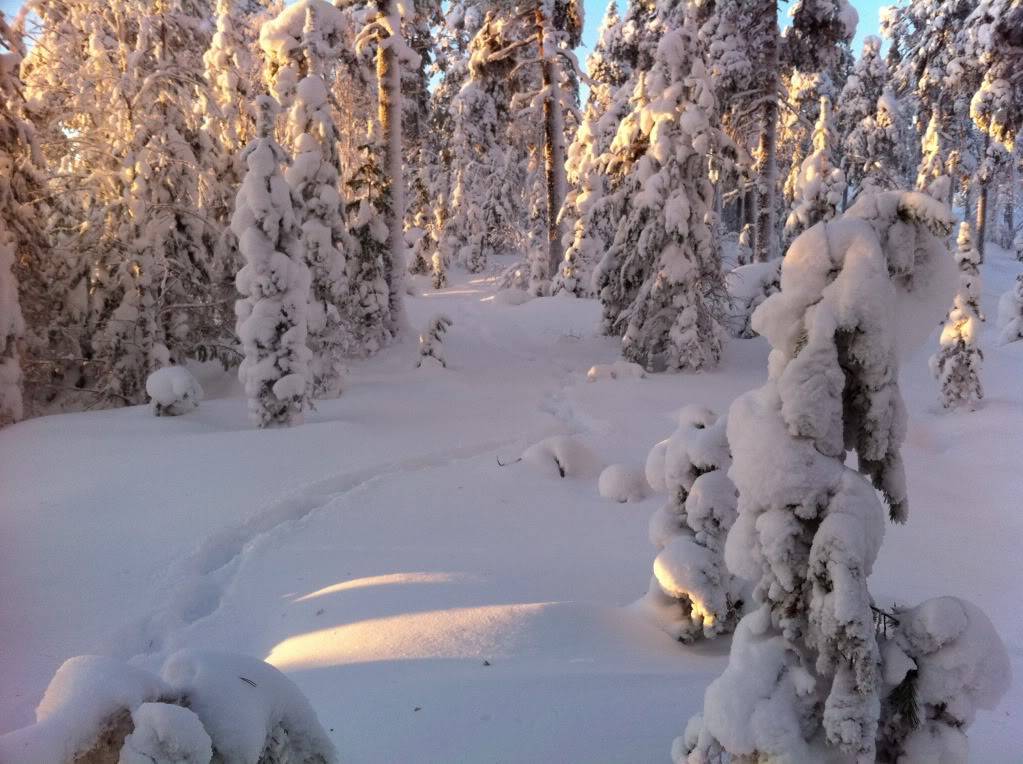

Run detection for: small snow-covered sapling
[[417, 314, 453, 368]]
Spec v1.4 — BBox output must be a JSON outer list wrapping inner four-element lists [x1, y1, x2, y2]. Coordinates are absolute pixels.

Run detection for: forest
[[0, 0, 1021, 762]]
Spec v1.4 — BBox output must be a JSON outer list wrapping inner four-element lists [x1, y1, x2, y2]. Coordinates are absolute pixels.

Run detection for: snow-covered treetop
[[784, 0, 858, 73]]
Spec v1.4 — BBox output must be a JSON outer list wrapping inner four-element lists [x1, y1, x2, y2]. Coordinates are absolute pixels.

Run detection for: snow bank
[[146, 366, 204, 417], [520, 435, 603, 479], [597, 464, 649, 503]]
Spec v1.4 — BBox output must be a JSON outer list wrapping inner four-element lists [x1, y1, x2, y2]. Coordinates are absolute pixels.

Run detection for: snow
[[1, 253, 1019, 762], [146, 366, 204, 417], [119, 703, 212, 764], [598, 463, 649, 503], [520, 434, 603, 479]]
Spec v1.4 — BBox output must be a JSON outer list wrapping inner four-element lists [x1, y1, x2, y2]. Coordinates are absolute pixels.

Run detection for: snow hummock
[[521, 435, 603, 479], [598, 464, 649, 503], [119, 703, 212, 764], [146, 366, 204, 417], [586, 361, 646, 382]]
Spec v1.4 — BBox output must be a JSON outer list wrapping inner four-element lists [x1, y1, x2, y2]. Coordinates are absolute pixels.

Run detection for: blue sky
[[1, 0, 887, 61]]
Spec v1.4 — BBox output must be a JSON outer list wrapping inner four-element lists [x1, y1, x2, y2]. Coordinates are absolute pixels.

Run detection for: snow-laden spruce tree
[[267, 0, 352, 398], [417, 314, 453, 368], [553, 0, 632, 297], [438, 13, 517, 274], [605, 6, 730, 372], [233, 97, 311, 428], [847, 91, 903, 195], [639, 406, 743, 642], [916, 109, 952, 201], [837, 36, 890, 194], [784, 96, 846, 244], [678, 190, 1008, 763], [930, 222, 984, 410], [965, 0, 1023, 153]]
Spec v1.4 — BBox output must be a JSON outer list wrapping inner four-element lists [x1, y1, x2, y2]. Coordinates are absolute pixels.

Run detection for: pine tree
[[233, 96, 311, 428], [679, 189, 1006, 763], [610, 7, 728, 372], [917, 109, 953, 201], [931, 222, 984, 410], [784, 96, 846, 243], [997, 273, 1023, 344], [265, 0, 352, 398], [965, 0, 1023, 152], [837, 35, 890, 196]]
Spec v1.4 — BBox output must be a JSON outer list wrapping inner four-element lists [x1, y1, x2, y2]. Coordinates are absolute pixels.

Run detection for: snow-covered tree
[[916, 109, 953, 201], [846, 90, 904, 195], [233, 97, 311, 428], [264, 0, 352, 398], [639, 406, 743, 642], [784, 96, 846, 243], [837, 35, 890, 194], [417, 313, 453, 368], [965, 0, 1023, 152], [930, 222, 984, 410], [997, 273, 1023, 344], [0, 12, 34, 426], [679, 190, 1007, 762]]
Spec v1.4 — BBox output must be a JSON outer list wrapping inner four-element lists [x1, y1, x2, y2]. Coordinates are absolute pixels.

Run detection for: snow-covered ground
[[2, 251, 1020, 762]]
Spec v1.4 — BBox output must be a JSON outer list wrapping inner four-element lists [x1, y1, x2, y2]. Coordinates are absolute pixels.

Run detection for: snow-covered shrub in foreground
[[0, 651, 337, 764], [637, 406, 741, 643], [677, 191, 1006, 763], [519, 435, 603, 479], [724, 260, 781, 339], [146, 366, 204, 417], [598, 464, 649, 503]]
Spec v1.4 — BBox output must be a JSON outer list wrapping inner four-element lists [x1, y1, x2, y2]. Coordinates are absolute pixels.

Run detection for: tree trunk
[[755, 6, 780, 263], [537, 6, 566, 281], [976, 134, 990, 262], [377, 0, 405, 334], [1004, 158, 1016, 248]]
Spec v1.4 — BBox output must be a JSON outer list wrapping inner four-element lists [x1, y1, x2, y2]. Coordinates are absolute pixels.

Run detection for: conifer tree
[[931, 223, 984, 410], [837, 35, 890, 196], [679, 190, 1007, 764], [233, 97, 311, 428], [784, 96, 846, 243]]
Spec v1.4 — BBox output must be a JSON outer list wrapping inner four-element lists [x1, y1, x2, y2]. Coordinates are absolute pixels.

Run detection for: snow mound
[[0, 652, 337, 764], [586, 361, 646, 382], [146, 366, 204, 417], [494, 288, 532, 306], [725, 260, 781, 338], [0, 656, 171, 764], [160, 649, 337, 764], [597, 464, 649, 503], [119, 703, 212, 764], [521, 435, 603, 479]]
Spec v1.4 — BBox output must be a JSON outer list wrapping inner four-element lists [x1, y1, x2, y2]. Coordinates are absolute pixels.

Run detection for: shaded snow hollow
[[1, 253, 1020, 761]]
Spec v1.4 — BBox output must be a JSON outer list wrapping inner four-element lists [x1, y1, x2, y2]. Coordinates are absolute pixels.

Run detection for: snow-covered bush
[[586, 361, 646, 382], [930, 223, 984, 410], [724, 260, 781, 339], [997, 274, 1023, 345], [146, 366, 204, 417], [1012, 231, 1023, 263], [876, 597, 1011, 761], [417, 314, 453, 368], [519, 435, 603, 479], [0, 651, 338, 764], [233, 97, 311, 428], [678, 191, 1006, 763], [598, 464, 649, 503], [637, 405, 741, 643], [119, 703, 212, 764]]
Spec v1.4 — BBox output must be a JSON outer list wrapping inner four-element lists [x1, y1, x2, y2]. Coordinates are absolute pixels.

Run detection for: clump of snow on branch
[[417, 314, 452, 368], [930, 223, 984, 410], [146, 366, 204, 417], [637, 405, 741, 643]]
